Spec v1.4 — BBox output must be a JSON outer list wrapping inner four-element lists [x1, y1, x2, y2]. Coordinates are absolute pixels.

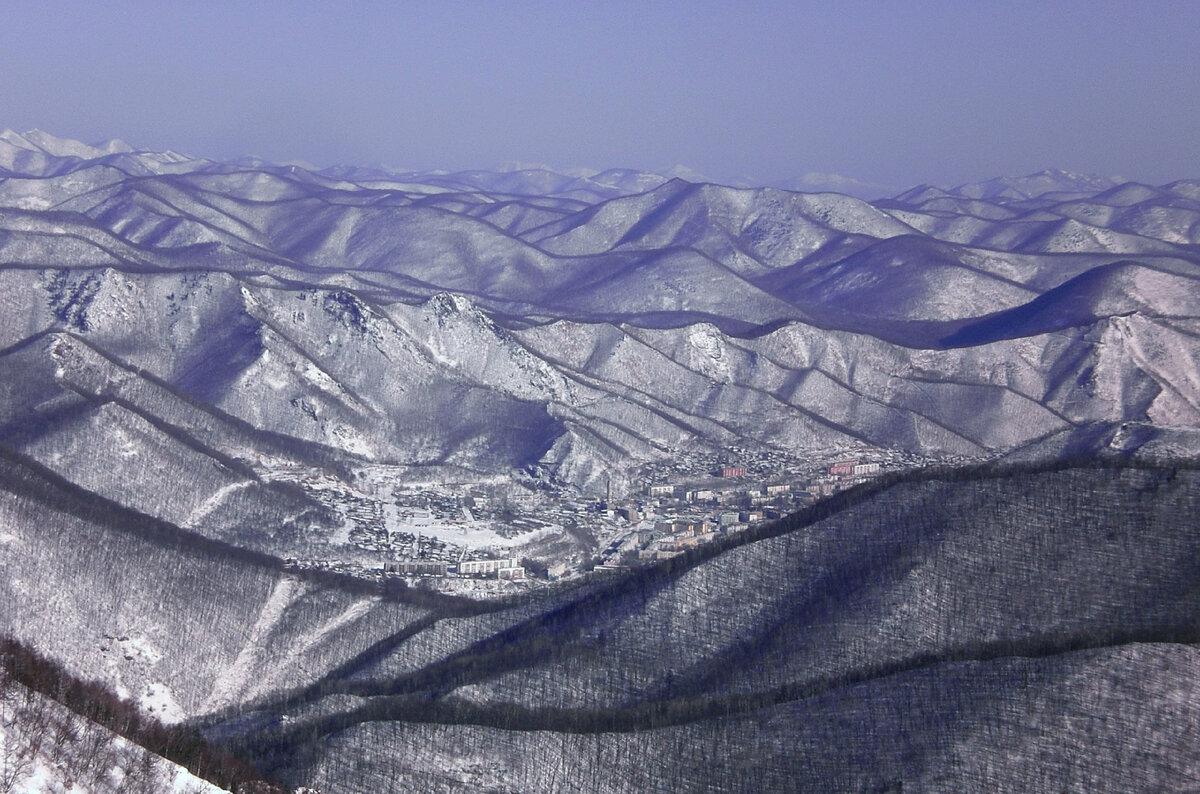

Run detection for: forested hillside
[[196, 461, 1200, 792]]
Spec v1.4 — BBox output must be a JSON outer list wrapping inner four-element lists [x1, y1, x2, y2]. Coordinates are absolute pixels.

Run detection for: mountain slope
[[0, 444, 483, 722], [205, 461, 1200, 792]]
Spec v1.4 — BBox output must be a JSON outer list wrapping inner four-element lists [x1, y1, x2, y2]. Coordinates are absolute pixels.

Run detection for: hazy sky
[[4, 0, 1197, 189]]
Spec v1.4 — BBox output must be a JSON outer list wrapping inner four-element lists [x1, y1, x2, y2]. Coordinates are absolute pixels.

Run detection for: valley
[[0, 130, 1198, 791], [259, 446, 932, 590]]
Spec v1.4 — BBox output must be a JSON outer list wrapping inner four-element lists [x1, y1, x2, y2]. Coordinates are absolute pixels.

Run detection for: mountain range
[[1, 130, 1199, 791], [1, 130, 1197, 503]]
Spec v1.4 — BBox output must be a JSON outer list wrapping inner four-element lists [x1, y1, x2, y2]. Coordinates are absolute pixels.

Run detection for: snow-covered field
[[380, 503, 558, 550]]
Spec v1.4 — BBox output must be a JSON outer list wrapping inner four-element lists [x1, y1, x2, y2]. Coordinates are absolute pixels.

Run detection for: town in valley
[[269, 447, 961, 596]]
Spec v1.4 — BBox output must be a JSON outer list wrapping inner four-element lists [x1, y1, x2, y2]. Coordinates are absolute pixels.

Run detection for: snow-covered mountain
[[0, 684, 222, 793], [0, 130, 1196, 505], [0, 130, 1198, 788]]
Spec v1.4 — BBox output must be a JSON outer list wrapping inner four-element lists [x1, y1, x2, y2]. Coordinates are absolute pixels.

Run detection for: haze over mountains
[[1, 130, 1199, 791]]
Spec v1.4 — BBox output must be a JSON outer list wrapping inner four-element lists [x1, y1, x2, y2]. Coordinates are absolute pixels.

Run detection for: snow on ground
[[4, 731, 226, 794], [138, 682, 184, 725], [382, 502, 558, 549], [201, 575, 306, 713], [1, 681, 224, 794], [183, 481, 252, 527], [327, 511, 354, 546], [251, 596, 380, 701]]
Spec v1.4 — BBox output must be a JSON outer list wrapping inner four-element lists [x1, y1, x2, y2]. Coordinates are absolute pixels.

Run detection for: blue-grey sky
[[4, 0, 1197, 189]]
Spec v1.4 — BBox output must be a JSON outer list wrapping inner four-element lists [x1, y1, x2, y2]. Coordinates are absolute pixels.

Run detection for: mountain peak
[[18, 129, 134, 159], [950, 169, 1121, 201]]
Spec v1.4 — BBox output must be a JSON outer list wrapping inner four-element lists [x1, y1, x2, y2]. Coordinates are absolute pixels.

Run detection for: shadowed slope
[[206, 461, 1200, 792]]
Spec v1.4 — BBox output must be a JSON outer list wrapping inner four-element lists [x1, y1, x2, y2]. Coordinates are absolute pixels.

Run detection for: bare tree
[[114, 741, 170, 794], [74, 720, 116, 786], [0, 670, 33, 794]]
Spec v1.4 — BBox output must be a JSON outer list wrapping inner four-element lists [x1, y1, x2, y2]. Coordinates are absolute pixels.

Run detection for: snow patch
[[184, 481, 252, 527], [201, 575, 306, 712], [139, 683, 185, 725], [687, 325, 732, 383], [251, 597, 381, 700]]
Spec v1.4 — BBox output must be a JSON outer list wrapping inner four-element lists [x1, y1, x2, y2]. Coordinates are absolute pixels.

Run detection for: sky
[[3, 0, 1198, 190]]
